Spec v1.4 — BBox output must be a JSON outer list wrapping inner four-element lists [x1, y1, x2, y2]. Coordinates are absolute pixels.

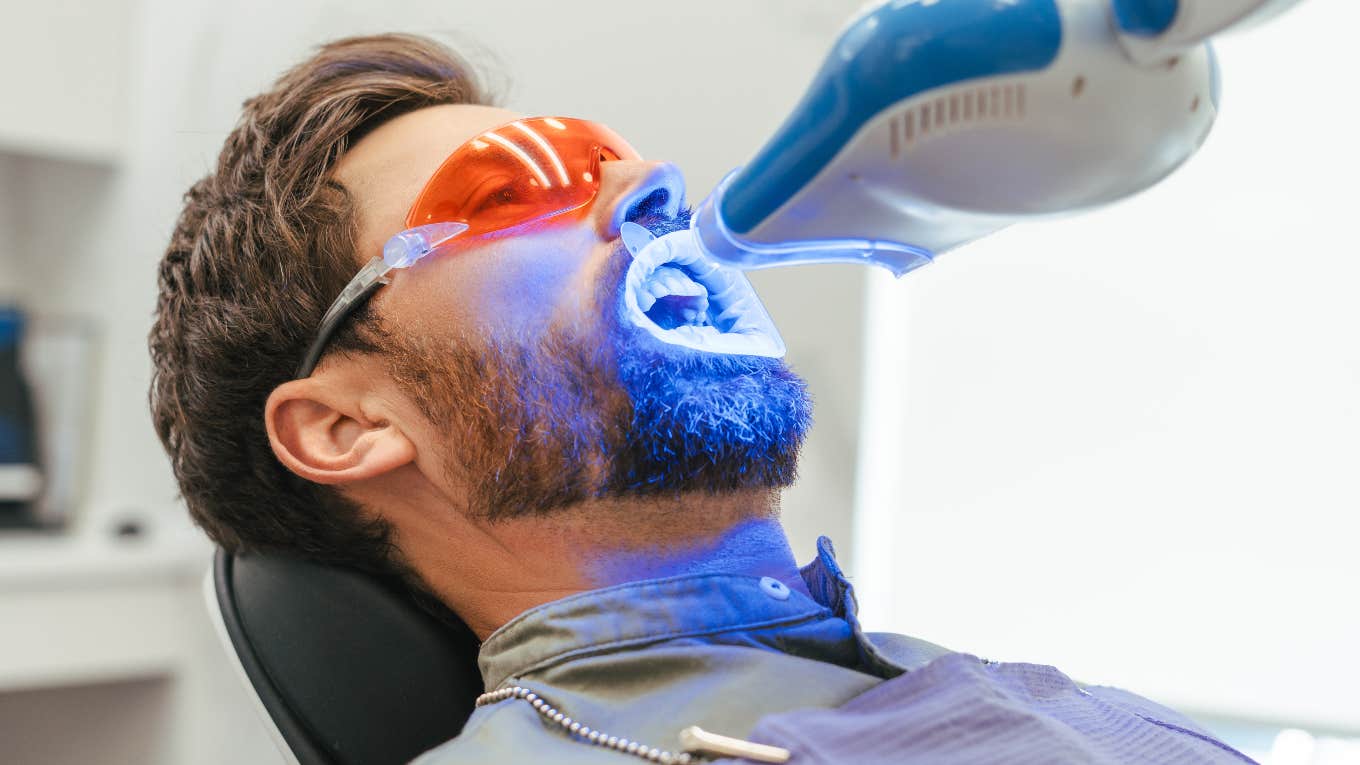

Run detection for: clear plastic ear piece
[[328, 221, 469, 335], [382, 221, 469, 268], [325, 258, 388, 324], [297, 221, 469, 377]]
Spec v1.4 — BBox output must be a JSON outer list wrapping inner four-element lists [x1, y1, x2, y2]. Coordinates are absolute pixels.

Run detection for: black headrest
[[213, 548, 483, 765]]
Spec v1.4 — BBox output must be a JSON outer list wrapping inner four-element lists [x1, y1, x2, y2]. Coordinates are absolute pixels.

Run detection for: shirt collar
[[478, 536, 856, 690], [798, 535, 854, 616]]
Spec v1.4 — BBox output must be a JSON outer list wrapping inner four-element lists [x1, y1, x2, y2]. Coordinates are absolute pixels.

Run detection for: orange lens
[[405, 117, 642, 237]]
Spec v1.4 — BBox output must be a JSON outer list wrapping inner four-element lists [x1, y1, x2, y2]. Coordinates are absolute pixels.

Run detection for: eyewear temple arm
[[295, 222, 467, 378]]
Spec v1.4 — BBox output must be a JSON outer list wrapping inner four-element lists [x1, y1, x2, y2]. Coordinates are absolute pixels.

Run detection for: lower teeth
[[644, 295, 712, 330], [619, 225, 787, 358]]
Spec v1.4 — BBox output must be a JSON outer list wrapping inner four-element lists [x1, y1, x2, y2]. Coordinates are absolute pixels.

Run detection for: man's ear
[[265, 378, 415, 485]]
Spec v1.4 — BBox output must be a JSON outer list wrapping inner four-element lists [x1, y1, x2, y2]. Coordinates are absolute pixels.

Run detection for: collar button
[[759, 576, 791, 601]]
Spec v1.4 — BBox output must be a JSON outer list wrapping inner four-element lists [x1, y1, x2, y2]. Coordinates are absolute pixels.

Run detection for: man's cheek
[[488, 251, 594, 331]]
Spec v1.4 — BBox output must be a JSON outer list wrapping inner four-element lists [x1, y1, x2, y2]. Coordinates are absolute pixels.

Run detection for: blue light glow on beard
[[390, 208, 813, 518], [602, 210, 813, 496]]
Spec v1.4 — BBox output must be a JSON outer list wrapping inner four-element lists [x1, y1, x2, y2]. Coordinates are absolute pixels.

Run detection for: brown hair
[[149, 34, 492, 574]]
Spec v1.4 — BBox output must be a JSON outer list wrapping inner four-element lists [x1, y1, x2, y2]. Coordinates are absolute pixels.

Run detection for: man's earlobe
[[265, 379, 415, 485]]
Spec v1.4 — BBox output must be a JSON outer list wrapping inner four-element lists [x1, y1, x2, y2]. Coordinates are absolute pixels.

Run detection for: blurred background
[[0, 0, 1354, 763]]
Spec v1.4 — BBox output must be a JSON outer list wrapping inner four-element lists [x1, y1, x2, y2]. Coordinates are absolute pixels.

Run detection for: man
[[150, 34, 1250, 764]]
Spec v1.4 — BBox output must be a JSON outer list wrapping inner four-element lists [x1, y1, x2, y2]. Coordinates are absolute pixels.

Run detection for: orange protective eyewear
[[297, 116, 641, 377], [407, 116, 640, 236]]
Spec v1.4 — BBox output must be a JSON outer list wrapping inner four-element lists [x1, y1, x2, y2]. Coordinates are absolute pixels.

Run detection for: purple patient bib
[[722, 653, 1254, 765]]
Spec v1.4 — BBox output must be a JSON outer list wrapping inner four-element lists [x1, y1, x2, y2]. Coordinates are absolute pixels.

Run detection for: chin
[[585, 213, 812, 496], [603, 321, 813, 496]]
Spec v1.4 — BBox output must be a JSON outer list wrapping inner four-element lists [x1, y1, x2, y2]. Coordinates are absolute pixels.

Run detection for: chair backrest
[[207, 548, 483, 765]]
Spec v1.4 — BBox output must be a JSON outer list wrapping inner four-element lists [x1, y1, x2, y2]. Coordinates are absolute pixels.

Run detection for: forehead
[[334, 103, 522, 265]]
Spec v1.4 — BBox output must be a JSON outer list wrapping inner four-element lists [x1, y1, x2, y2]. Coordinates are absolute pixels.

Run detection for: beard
[[386, 210, 813, 520]]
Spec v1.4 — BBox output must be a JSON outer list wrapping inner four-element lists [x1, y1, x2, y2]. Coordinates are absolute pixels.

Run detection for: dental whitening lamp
[[663, 0, 1304, 277]]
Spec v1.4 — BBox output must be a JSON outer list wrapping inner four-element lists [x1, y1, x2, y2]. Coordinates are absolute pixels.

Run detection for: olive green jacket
[[411, 538, 952, 764]]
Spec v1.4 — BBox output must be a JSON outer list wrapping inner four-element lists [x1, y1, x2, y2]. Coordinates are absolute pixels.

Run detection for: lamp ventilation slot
[[889, 83, 1027, 158]]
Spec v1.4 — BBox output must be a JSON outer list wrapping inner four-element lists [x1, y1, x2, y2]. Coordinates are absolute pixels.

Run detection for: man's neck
[[399, 489, 809, 640], [582, 513, 807, 587]]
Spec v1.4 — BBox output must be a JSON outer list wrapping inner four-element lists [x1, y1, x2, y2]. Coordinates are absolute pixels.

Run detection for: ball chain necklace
[[475, 684, 792, 763]]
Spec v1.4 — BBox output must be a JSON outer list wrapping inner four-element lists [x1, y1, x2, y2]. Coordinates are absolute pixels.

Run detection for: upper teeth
[[620, 224, 787, 358], [638, 265, 709, 314]]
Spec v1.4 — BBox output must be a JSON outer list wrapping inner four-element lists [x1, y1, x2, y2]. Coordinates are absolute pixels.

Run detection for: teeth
[[714, 298, 748, 327], [654, 266, 705, 297], [639, 265, 708, 314], [622, 228, 786, 358]]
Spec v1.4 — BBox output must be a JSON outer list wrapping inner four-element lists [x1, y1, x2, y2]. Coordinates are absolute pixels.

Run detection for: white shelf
[[0, 528, 208, 592], [0, 529, 211, 693], [0, 130, 122, 168], [0, 525, 282, 763]]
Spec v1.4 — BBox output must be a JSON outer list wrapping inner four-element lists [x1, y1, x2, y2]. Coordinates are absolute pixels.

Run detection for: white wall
[[855, 0, 1360, 733], [0, 0, 129, 162]]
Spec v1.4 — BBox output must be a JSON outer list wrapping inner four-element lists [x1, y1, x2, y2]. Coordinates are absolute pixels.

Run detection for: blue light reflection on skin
[[603, 208, 813, 498], [582, 209, 816, 595], [395, 203, 815, 593], [584, 515, 815, 598]]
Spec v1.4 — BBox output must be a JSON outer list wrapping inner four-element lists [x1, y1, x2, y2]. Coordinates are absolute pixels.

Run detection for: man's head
[[150, 34, 811, 587]]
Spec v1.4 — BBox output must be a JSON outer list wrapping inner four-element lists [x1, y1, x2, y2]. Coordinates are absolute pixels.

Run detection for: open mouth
[[620, 222, 785, 357]]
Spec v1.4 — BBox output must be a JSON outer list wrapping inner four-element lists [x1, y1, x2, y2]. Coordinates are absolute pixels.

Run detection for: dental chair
[[204, 548, 483, 765]]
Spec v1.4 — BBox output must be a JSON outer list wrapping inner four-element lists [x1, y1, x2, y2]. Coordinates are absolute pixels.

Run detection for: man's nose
[[591, 160, 686, 240]]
